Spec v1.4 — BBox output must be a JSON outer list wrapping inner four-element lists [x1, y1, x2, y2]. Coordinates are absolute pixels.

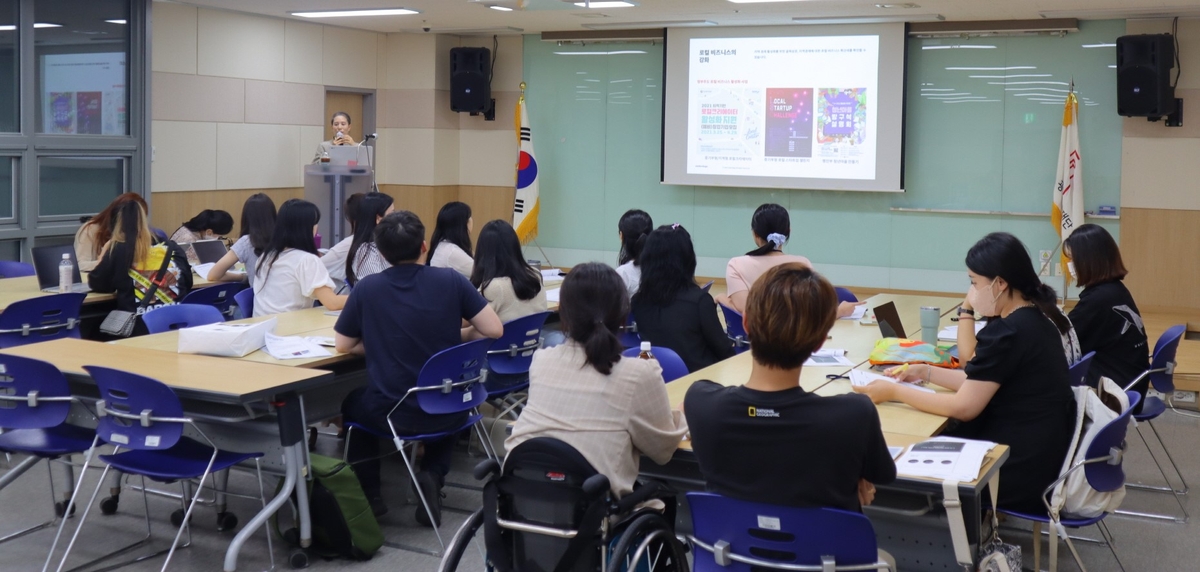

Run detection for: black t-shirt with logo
[[683, 380, 896, 512]]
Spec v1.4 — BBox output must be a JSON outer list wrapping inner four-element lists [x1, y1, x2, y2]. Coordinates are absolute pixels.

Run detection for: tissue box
[[178, 317, 277, 357]]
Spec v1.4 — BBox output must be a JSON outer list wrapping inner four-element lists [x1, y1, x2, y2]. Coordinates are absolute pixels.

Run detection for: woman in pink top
[[717, 203, 863, 318]]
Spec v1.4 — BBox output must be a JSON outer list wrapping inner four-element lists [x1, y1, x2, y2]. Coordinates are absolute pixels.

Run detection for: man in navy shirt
[[336, 210, 502, 523]]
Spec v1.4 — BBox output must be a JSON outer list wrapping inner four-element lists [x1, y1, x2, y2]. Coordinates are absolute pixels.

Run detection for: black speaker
[[450, 47, 492, 113], [1116, 34, 1176, 118]]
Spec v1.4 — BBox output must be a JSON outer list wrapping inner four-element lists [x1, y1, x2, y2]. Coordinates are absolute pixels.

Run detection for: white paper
[[840, 305, 867, 320], [263, 332, 332, 360], [849, 369, 935, 393], [803, 349, 854, 367], [191, 262, 215, 277], [323, 310, 341, 317], [177, 317, 276, 358], [540, 269, 564, 283], [938, 321, 986, 341], [546, 287, 561, 303], [888, 446, 905, 459], [305, 336, 336, 347], [896, 437, 995, 481]]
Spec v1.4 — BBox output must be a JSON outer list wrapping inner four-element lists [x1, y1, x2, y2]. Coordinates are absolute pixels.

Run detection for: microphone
[[364, 133, 377, 140]]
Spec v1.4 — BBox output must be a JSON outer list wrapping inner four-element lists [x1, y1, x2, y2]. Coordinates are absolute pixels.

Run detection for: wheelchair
[[438, 437, 689, 572]]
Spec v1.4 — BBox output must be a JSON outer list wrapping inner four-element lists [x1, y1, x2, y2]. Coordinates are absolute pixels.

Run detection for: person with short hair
[[685, 263, 895, 512], [1064, 224, 1149, 409], [336, 210, 503, 522]]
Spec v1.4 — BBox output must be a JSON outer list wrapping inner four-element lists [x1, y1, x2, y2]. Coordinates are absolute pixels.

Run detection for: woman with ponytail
[[506, 262, 687, 499], [171, 209, 234, 265], [615, 209, 653, 297], [853, 232, 1075, 513], [717, 203, 862, 318]]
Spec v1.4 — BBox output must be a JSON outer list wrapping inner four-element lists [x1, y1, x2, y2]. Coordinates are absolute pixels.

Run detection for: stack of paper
[[546, 287, 561, 303], [540, 269, 565, 284], [192, 262, 216, 278], [803, 349, 853, 367], [938, 321, 986, 341], [895, 437, 996, 481], [848, 369, 935, 393], [264, 332, 332, 360]]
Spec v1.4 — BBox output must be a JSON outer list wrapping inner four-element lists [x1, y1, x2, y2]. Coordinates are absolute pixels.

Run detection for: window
[[39, 157, 124, 216], [34, 0, 130, 135]]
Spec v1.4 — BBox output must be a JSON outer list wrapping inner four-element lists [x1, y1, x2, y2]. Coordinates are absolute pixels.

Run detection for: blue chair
[[621, 346, 689, 383], [0, 260, 35, 278], [719, 303, 750, 354], [343, 338, 494, 551], [45, 366, 271, 572], [686, 491, 894, 572], [141, 304, 226, 334], [1116, 324, 1189, 522], [998, 391, 1140, 572], [0, 293, 86, 348], [1068, 352, 1096, 387], [179, 282, 245, 318], [0, 355, 94, 546], [619, 311, 641, 349], [484, 312, 552, 418], [835, 287, 858, 304], [700, 280, 714, 292], [539, 329, 567, 349], [233, 287, 254, 319]]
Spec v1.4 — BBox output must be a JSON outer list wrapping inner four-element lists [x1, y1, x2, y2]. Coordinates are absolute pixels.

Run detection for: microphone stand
[[360, 133, 378, 193]]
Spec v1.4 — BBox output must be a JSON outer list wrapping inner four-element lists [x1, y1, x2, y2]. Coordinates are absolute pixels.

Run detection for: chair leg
[[161, 466, 212, 571], [0, 458, 57, 546], [0, 454, 39, 491], [49, 463, 110, 572], [1097, 520, 1127, 572], [471, 421, 498, 462], [1031, 522, 1042, 572], [1116, 425, 1189, 522], [397, 441, 445, 552], [215, 469, 230, 517], [254, 459, 275, 571], [1147, 420, 1189, 495]]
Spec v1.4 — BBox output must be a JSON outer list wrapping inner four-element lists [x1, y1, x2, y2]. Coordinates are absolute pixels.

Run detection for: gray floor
[[4, 409, 1200, 572]]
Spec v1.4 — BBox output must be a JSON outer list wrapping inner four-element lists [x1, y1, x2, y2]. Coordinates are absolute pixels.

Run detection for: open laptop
[[190, 239, 229, 265], [32, 245, 90, 293], [873, 301, 906, 339]]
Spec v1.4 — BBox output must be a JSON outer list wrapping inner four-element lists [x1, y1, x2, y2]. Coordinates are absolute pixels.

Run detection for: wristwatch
[[957, 307, 976, 318]]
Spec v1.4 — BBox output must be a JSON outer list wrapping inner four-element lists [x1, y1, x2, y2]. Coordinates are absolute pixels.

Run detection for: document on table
[[938, 321, 986, 341], [849, 369, 935, 393], [888, 446, 905, 460], [263, 332, 332, 360], [305, 336, 336, 348], [192, 262, 215, 278], [540, 269, 564, 283], [803, 349, 853, 367], [840, 305, 867, 320], [546, 287, 561, 303], [896, 437, 996, 481]]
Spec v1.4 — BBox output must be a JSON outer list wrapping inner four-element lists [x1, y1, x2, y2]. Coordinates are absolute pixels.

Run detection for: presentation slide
[[663, 25, 906, 192], [41, 52, 127, 136], [688, 35, 878, 180]]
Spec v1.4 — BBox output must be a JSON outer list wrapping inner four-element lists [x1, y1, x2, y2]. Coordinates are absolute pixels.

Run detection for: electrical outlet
[[1173, 391, 1197, 404], [1038, 250, 1053, 277], [1054, 262, 1063, 277]]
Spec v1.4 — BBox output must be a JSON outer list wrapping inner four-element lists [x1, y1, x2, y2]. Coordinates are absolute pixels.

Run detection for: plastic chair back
[[234, 287, 254, 318], [835, 287, 858, 304], [621, 346, 689, 382], [488, 312, 552, 375], [84, 366, 184, 451], [687, 492, 880, 572], [1083, 391, 1141, 493], [719, 303, 750, 354], [0, 354, 71, 430], [1148, 325, 1184, 394], [619, 311, 641, 349], [0, 293, 86, 348], [0, 260, 35, 278], [142, 304, 226, 334], [700, 280, 714, 292], [1068, 351, 1096, 387], [180, 282, 245, 317], [414, 338, 491, 415], [540, 330, 566, 349]]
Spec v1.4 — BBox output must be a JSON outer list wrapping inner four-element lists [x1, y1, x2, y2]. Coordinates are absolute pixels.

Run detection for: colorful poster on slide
[[818, 88, 867, 145], [764, 88, 812, 158], [40, 53, 126, 135]]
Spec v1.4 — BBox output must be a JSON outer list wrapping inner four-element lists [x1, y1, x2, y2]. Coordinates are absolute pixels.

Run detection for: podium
[[303, 164, 374, 245]]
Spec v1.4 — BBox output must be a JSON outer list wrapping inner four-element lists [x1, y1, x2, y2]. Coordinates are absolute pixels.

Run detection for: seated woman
[[88, 201, 192, 337], [425, 201, 474, 277], [253, 199, 347, 316], [170, 209, 234, 265], [471, 220, 547, 323], [854, 232, 1076, 513], [685, 263, 895, 511], [345, 192, 395, 286], [75, 193, 149, 272], [615, 209, 652, 297], [207, 193, 276, 286], [506, 262, 687, 499], [632, 224, 734, 373], [716, 203, 862, 318], [322, 192, 365, 285], [1064, 224, 1150, 409]]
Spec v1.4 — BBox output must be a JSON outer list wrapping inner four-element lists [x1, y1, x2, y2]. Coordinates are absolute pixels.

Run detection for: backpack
[[1050, 376, 1130, 519], [131, 242, 191, 312], [275, 453, 383, 561]]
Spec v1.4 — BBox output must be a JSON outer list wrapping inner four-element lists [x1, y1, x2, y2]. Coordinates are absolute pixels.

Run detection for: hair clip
[[671, 223, 680, 230]]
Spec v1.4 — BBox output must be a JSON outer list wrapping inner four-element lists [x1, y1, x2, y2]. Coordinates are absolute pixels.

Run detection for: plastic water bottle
[[638, 341, 655, 360], [58, 253, 72, 293]]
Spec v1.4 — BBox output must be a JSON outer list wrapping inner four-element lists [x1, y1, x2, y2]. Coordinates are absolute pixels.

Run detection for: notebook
[[32, 245, 89, 293], [873, 301, 905, 339]]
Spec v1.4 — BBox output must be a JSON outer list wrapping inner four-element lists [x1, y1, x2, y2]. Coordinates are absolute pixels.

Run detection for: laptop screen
[[31, 245, 83, 290], [873, 301, 906, 339], [190, 239, 228, 265]]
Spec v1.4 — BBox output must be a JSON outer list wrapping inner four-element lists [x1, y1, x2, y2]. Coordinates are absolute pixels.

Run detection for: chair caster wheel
[[54, 500, 76, 518], [217, 511, 238, 531], [289, 549, 310, 569], [99, 496, 119, 516], [170, 509, 192, 528]]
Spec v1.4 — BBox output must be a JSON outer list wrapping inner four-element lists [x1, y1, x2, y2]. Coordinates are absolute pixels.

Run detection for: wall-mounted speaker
[[1116, 34, 1177, 119], [450, 47, 492, 114]]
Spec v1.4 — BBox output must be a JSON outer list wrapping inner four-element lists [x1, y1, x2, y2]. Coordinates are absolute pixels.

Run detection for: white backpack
[[1050, 377, 1131, 519]]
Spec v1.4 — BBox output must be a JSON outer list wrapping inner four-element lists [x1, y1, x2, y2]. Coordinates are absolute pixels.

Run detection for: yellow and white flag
[[1052, 91, 1084, 275], [513, 95, 539, 244]]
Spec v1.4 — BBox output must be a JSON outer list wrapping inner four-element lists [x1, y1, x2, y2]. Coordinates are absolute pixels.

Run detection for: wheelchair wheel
[[606, 513, 689, 572], [438, 507, 486, 572]]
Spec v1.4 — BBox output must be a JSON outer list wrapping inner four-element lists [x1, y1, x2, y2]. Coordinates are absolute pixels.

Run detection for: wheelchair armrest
[[616, 479, 672, 514], [582, 474, 611, 500], [474, 459, 501, 481]]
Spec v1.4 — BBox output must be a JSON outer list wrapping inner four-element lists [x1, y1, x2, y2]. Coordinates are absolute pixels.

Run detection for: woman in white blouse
[[253, 199, 347, 316], [471, 220, 546, 322], [425, 201, 474, 277], [345, 192, 395, 286]]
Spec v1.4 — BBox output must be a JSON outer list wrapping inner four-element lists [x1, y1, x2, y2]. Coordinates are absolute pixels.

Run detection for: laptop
[[32, 245, 90, 293], [190, 239, 229, 265], [873, 301, 906, 339]]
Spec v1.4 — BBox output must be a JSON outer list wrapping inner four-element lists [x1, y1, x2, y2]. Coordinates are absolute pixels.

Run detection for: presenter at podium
[[311, 111, 362, 164]]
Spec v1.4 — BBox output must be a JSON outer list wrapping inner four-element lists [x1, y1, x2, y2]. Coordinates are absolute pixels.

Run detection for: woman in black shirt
[[854, 232, 1075, 513], [1064, 224, 1150, 409], [632, 224, 734, 372]]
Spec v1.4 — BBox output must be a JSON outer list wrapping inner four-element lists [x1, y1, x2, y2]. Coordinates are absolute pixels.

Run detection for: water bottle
[[638, 341, 655, 360], [58, 253, 72, 293], [920, 306, 940, 345]]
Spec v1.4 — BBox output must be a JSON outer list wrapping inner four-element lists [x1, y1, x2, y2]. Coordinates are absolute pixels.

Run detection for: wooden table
[[0, 273, 216, 312]]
